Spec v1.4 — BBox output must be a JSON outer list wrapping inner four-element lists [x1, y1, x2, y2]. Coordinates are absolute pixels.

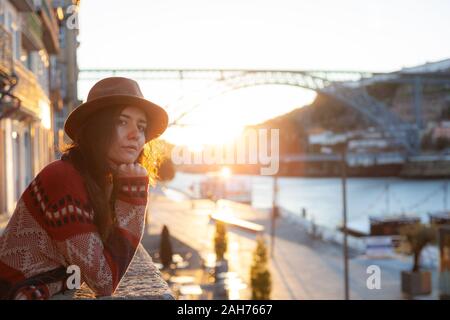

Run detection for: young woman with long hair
[[0, 77, 168, 299]]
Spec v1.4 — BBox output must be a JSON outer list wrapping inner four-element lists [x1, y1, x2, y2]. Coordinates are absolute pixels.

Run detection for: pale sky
[[77, 0, 450, 146]]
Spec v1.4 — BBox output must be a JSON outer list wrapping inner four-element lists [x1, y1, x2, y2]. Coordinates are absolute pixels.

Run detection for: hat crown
[[87, 77, 144, 101]]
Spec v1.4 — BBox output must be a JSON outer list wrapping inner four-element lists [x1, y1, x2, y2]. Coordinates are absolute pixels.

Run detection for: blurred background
[[1, 0, 450, 300]]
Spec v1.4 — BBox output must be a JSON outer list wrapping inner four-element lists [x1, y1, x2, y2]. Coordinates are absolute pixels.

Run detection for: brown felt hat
[[64, 77, 168, 142]]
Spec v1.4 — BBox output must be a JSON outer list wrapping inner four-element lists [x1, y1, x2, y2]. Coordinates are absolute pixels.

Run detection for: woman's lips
[[122, 146, 137, 152]]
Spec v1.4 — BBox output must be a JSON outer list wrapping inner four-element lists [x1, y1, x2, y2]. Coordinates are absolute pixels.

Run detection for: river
[[167, 172, 450, 232]]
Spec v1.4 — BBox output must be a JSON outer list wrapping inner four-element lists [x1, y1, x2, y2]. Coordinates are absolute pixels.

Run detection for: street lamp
[[271, 174, 279, 258], [327, 140, 350, 300], [339, 143, 350, 300]]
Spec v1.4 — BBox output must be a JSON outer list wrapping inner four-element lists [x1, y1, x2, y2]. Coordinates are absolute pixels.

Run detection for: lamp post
[[439, 226, 450, 300], [444, 181, 448, 211], [271, 174, 278, 258], [324, 141, 350, 300], [340, 145, 350, 300]]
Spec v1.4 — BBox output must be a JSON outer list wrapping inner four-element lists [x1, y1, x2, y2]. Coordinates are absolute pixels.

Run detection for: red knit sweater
[[0, 159, 149, 299]]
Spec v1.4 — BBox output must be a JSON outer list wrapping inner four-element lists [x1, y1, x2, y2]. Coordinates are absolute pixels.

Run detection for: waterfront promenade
[[147, 190, 440, 299]]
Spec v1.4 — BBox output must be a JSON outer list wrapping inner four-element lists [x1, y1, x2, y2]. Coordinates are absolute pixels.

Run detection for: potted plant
[[250, 237, 272, 300], [400, 223, 437, 297], [159, 225, 174, 269], [214, 221, 228, 276]]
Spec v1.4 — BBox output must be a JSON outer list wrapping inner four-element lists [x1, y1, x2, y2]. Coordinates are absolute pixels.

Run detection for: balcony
[[10, 0, 35, 12], [0, 25, 20, 119], [21, 12, 44, 51], [49, 57, 63, 110], [0, 25, 13, 75], [36, 0, 60, 54], [12, 61, 50, 118]]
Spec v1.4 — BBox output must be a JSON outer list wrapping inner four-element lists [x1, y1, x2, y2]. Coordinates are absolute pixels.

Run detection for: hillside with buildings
[[176, 59, 450, 178]]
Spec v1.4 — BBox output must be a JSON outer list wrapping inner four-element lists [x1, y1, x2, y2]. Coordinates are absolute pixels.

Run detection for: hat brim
[[64, 94, 168, 142]]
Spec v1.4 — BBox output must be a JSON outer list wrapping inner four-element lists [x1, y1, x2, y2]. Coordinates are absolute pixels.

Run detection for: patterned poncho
[[0, 159, 149, 299]]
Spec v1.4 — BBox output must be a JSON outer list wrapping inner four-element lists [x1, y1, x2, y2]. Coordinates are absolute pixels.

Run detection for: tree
[[420, 132, 433, 151], [440, 104, 450, 120], [159, 225, 173, 269], [157, 157, 176, 182], [435, 137, 450, 151], [250, 237, 272, 300], [214, 221, 228, 261], [400, 223, 437, 272]]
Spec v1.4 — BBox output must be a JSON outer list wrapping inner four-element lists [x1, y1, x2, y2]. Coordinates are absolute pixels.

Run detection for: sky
[[77, 0, 450, 146]]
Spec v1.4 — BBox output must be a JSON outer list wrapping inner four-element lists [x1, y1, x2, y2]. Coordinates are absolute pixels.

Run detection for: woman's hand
[[116, 163, 148, 178]]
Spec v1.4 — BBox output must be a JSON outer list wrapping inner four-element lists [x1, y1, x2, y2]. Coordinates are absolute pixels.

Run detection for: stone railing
[[51, 244, 174, 300]]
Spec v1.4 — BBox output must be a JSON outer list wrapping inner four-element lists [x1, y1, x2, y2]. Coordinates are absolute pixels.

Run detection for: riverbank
[[176, 156, 450, 178]]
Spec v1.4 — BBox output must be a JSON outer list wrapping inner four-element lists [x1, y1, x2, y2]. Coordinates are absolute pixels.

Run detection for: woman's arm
[[98, 175, 149, 292]]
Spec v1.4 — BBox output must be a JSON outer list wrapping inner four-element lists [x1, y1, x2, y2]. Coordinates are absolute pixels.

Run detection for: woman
[[0, 77, 168, 299]]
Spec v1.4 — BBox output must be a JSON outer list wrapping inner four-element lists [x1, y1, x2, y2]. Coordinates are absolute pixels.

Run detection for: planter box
[[401, 270, 432, 296]]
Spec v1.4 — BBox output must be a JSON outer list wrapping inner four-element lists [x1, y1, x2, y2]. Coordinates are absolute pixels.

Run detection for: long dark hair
[[60, 105, 164, 242]]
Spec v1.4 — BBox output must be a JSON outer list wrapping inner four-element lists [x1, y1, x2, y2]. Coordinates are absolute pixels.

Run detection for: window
[[24, 126, 33, 187], [11, 124, 21, 202], [0, 0, 4, 26], [60, 64, 67, 98], [14, 29, 21, 61], [33, 0, 43, 10], [59, 24, 66, 48], [52, 0, 65, 9], [3, 1, 21, 62], [0, 125, 6, 215], [25, 49, 33, 70], [31, 51, 50, 96], [6, 12, 11, 31]]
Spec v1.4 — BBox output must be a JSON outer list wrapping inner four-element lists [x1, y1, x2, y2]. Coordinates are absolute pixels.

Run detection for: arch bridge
[[80, 68, 450, 154]]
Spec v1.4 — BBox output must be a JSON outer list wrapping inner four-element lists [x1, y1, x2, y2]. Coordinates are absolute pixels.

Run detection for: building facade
[[0, 0, 79, 217], [51, 0, 80, 156]]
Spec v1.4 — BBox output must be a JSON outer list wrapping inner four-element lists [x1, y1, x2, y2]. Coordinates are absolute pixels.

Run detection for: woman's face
[[108, 106, 147, 165]]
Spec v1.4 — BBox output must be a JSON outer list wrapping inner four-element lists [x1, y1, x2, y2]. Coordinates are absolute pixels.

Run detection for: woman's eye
[[138, 126, 146, 132], [118, 119, 127, 126]]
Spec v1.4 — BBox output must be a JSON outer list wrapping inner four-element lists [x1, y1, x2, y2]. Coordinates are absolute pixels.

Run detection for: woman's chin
[[123, 159, 136, 164], [114, 156, 136, 164]]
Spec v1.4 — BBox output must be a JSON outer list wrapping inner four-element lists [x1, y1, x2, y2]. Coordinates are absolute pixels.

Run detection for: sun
[[220, 167, 232, 179]]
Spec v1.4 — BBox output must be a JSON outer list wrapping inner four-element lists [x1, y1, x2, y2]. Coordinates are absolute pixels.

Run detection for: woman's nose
[[127, 125, 139, 140]]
